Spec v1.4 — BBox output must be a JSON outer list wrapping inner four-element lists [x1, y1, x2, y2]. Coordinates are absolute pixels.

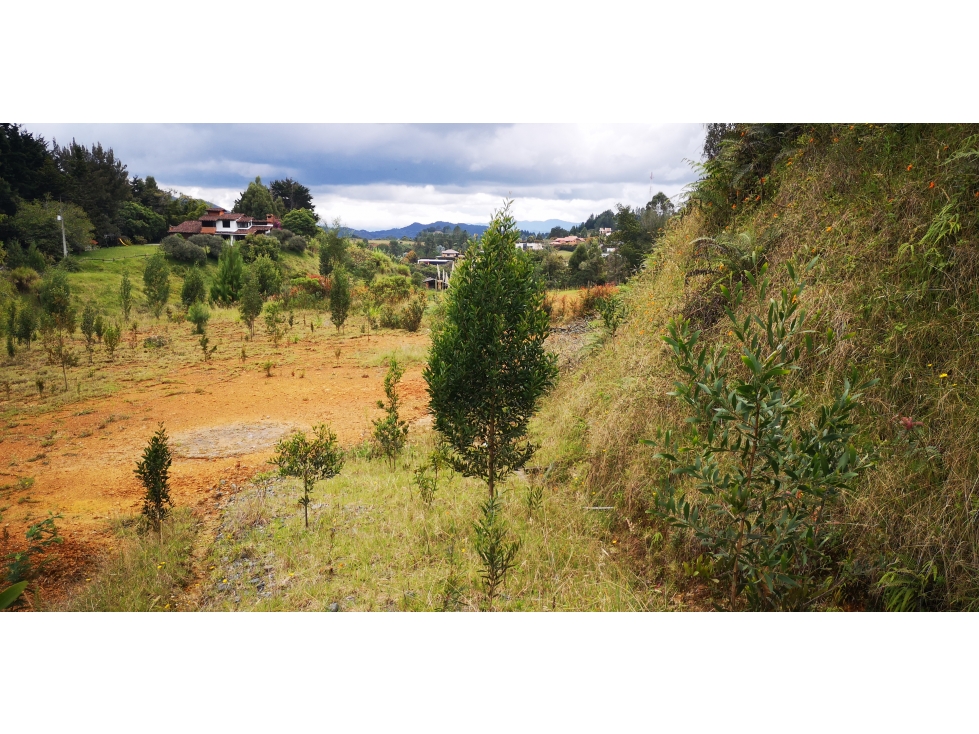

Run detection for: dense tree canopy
[[269, 178, 315, 213], [233, 176, 281, 219], [11, 200, 94, 258], [52, 139, 131, 241], [281, 208, 319, 238], [118, 201, 167, 243], [0, 124, 63, 216]]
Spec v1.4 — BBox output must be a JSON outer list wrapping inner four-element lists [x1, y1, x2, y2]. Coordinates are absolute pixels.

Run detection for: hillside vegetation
[[533, 124, 979, 610]]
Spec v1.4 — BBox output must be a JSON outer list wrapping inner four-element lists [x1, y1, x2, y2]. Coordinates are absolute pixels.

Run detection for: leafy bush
[[647, 260, 876, 610], [283, 235, 307, 253], [143, 252, 171, 318], [251, 255, 282, 298], [371, 358, 408, 466], [270, 424, 344, 528], [135, 424, 174, 534], [10, 267, 39, 292], [4, 513, 63, 584], [161, 234, 206, 265], [238, 270, 263, 336], [263, 301, 286, 346], [268, 227, 295, 244], [596, 292, 627, 337], [188, 234, 225, 259], [329, 266, 350, 332], [473, 496, 520, 604], [58, 255, 82, 272], [210, 244, 244, 304], [187, 301, 210, 335], [181, 266, 207, 305], [239, 234, 280, 263], [281, 208, 319, 238]]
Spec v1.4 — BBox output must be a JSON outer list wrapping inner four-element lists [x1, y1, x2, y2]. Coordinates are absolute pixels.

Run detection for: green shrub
[[143, 252, 171, 318], [10, 267, 40, 292], [239, 234, 280, 263], [270, 424, 344, 528], [371, 358, 408, 466], [210, 244, 244, 304], [135, 424, 174, 534], [647, 260, 876, 610], [187, 301, 210, 335], [161, 234, 206, 264], [181, 266, 207, 305], [251, 255, 282, 298]]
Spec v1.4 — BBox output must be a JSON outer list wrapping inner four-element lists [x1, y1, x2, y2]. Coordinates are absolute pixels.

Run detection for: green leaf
[[0, 581, 28, 610]]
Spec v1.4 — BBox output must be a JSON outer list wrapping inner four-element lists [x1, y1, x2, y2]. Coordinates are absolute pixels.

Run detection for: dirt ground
[[0, 319, 432, 602]]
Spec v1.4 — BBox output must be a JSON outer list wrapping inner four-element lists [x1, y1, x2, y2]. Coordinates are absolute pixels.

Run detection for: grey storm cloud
[[21, 123, 706, 228], [24, 123, 704, 188]]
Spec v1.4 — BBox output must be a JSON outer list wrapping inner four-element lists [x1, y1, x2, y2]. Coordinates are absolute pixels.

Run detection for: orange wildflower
[[929, 181, 935, 189], [907, 164, 913, 171]]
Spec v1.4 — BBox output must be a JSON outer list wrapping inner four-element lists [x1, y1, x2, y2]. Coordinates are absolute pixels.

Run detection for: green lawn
[[69, 245, 320, 319]]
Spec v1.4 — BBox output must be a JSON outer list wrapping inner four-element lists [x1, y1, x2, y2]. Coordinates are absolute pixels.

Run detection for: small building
[[440, 249, 461, 260], [599, 227, 612, 237]]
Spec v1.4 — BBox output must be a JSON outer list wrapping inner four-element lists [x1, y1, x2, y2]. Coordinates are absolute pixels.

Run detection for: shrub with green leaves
[[143, 251, 171, 319], [372, 358, 409, 466], [263, 301, 286, 347], [647, 260, 876, 610], [424, 201, 557, 499], [80, 302, 99, 363], [14, 303, 38, 349], [103, 322, 121, 360], [472, 496, 520, 604], [187, 301, 210, 335], [135, 424, 174, 534], [181, 266, 207, 305], [251, 254, 282, 298], [329, 266, 350, 332], [161, 234, 207, 264], [239, 234, 280, 263], [5, 513, 63, 584], [596, 292, 627, 337], [238, 269, 264, 336], [210, 245, 244, 304], [120, 271, 133, 321], [270, 424, 344, 528]]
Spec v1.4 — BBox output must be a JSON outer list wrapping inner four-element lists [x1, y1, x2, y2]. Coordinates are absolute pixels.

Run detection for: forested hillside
[[534, 124, 979, 610]]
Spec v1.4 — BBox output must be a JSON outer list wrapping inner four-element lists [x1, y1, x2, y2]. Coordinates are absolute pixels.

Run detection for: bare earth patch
[[172, 421, 297, 459]]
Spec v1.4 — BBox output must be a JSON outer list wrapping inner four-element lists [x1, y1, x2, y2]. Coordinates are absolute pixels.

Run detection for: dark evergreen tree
[[135, 424, 174, 533], [424, 201, 557, 499]]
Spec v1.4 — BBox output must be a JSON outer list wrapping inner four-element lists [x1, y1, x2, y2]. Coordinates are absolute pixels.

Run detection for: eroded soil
[[0, 319, 431, 603]]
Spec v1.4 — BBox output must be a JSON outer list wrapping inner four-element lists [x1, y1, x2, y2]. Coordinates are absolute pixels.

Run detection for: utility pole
[[57, 208, 67, 258]]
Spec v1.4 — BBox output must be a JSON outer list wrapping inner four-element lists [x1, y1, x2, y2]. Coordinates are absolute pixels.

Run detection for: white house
[[167, 207, 281, 243], [599, 227, 612, 237]]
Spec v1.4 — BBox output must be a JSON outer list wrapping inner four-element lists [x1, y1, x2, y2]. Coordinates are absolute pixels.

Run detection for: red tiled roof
[[168, 220, 203, 235]]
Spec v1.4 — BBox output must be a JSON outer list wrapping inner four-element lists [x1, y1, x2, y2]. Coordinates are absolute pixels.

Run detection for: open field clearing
[[0, 304, 432, 606]]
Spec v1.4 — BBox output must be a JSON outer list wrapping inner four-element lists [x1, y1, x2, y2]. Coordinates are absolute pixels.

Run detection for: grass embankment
[[533, 123, 979, 610], [64, 508, 200, 612], [70, 245, 319, 314], [62, 432, 668, 612]]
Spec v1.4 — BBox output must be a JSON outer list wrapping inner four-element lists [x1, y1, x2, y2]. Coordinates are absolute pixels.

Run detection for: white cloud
[[28, 123, 705, 229]]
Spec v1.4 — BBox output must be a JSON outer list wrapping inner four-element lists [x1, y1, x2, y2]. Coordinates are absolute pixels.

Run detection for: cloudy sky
[[25, 124, 705, 230]]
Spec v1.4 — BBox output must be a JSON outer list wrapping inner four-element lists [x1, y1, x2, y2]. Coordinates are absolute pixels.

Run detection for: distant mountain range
[[340, 219, 580, 240]]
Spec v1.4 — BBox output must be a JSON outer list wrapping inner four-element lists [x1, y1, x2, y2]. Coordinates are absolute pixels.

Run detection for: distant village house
[[167, 207, 281, 243]]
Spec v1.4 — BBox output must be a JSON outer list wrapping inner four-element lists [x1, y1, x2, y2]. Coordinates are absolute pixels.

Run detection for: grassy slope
[[60, 435, 668, 612], [533, 124, 979, 610], [70, 245, 320, 318]]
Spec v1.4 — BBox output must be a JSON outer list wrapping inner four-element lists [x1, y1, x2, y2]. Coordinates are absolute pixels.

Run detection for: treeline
[[0, 124, 211, 261]]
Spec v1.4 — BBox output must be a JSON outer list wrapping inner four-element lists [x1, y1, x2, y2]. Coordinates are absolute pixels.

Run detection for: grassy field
[[56, 430, 672, 612], [67, 245, 320, 317]]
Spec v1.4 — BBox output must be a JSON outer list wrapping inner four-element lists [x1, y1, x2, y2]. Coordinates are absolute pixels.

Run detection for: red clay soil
[[0, 329, 431, 603]]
